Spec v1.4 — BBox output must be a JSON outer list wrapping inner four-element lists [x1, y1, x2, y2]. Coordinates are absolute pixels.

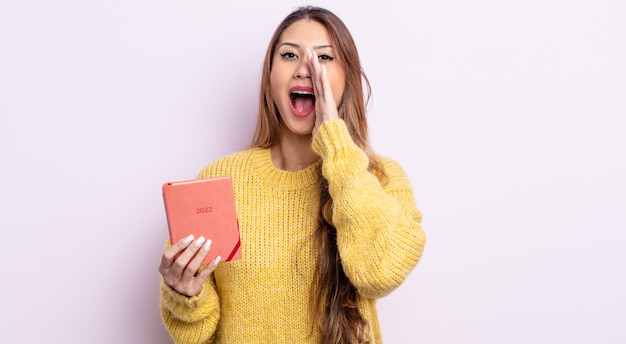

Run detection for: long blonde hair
[[251, 6, 385, 343]]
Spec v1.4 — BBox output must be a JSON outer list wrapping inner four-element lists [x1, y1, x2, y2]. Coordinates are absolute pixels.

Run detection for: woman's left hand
[[307, 49, 339, 137]]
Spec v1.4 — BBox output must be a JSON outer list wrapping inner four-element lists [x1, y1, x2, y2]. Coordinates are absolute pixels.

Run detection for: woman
[[159, 6, 426, 344]]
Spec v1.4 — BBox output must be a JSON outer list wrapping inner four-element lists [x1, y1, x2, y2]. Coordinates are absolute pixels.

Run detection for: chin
[[280, 121, 314, 138], [289, 126, 314, 137]]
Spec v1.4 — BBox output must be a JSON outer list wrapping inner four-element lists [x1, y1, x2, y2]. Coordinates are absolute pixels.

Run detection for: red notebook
[[162, 176, 241, 264]]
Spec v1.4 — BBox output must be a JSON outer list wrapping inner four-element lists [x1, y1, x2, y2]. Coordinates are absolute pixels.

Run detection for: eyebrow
[[279, 42, 333, 50]]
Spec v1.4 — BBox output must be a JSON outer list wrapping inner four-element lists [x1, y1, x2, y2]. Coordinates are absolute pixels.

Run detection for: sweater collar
[[251, 148, 320, 190]]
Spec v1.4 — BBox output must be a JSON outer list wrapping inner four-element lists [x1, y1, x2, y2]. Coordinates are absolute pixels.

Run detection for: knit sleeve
[[159, 243, 221, 344], [160, 276, 220, 343], [312, 119, 426, 299]]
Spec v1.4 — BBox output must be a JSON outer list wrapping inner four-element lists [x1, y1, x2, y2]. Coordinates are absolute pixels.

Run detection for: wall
[[1, 0, 624, 343]]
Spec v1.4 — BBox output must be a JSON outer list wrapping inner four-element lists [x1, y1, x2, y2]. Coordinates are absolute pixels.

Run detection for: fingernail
[[202, 239, 212, 252], [213, 256, 222, 266], [182, 235, 194, 245], [194, 236, 206, 247]]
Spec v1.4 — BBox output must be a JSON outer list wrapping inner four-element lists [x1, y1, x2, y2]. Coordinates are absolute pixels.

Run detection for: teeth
[[291, 91, 314, 96]]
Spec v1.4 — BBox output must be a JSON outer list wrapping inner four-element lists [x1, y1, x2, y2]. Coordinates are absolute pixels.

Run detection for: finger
[[170, 236, 206, 276], [308, 50, 334, 112], [160, 234, 194, 269], [182, 239, 213, 280], [185, 255, 221, 295], [307, 49, 324, 98], [306, 49, 316, 86], [195, 255, 222, 281]]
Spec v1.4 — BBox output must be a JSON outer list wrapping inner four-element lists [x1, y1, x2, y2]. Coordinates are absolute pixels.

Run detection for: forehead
[[279, 19, 332, 46]]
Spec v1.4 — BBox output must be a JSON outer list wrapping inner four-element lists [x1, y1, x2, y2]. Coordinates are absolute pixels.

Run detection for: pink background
[[1, 0, 624, 343]]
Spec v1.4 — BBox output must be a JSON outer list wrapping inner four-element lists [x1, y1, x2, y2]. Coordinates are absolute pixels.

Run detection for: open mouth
[[289, 89, 316, 116]]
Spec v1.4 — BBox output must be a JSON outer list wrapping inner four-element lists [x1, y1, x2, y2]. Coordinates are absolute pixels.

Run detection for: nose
[[294, 55, 311, 79]]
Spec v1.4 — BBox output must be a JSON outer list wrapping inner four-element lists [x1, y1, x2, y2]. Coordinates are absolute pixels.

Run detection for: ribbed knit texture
[[160, 119, 426, 344]]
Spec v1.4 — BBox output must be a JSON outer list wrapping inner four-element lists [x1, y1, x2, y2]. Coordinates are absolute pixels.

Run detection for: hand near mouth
[[307, 49, 339, 138]]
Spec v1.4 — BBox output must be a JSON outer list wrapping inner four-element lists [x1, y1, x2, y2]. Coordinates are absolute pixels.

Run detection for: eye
[[317, 53, 334, 63], [279, 51, 298, 61]]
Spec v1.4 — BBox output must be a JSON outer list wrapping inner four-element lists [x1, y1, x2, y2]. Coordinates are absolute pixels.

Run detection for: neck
[[271, 129, 318, 172]]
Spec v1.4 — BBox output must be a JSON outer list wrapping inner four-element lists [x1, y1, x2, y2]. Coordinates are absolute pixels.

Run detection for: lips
[[288, 86, 315, 118]]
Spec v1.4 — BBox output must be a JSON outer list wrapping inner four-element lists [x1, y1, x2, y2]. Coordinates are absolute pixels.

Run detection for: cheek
[[269, 73, 282, 104], [325, 65, 346, 103], [330, 76, 346, 104]]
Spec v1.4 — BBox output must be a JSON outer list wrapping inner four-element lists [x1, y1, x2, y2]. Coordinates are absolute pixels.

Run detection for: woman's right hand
[[159, 235, 221, 297]]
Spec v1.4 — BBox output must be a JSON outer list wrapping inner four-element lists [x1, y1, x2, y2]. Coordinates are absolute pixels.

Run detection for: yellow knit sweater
[[160, 120, 426, 343]]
